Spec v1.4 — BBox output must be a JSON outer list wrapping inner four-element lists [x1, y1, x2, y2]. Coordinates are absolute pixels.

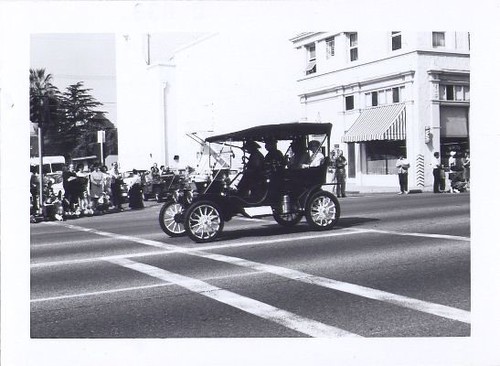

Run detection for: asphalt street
[[30, 191, 470, 338]]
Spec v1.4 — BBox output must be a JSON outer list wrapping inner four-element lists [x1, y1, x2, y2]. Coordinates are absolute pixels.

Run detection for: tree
[[30, 70, 118, 161], [29, 68, 62, 156]]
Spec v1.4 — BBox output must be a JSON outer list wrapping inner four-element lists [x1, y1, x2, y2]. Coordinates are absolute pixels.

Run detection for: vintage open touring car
[[158, 122, 340, 243]]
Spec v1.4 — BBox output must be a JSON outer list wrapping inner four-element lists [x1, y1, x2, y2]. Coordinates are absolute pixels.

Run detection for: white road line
[[33, 223, 365, 268], [31, 283, 172, 303], [347, 227, 470, 242], [31, 270, 262, 303], [194, 252, 471, 324], [37, 222, 470, 324], [107, 257, 360, 338]]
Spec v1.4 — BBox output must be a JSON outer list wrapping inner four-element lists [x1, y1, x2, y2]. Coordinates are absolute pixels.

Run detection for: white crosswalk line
[[38, 222, 470, 324], [107, 257, 360, 338]]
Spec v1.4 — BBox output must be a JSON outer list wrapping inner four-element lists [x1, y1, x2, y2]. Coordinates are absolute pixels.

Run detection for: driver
[[237, 140, 265, 197]]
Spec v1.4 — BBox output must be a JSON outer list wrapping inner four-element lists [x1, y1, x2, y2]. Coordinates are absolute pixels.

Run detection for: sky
[[30, 32, 204, 125], [30, 33, 118, 123]]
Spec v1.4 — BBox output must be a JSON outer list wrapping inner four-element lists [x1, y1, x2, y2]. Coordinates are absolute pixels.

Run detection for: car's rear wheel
[[305, 191, 340, 230], [272, 208, 303, 227], [185, 201, 224, 243], [159, 200, 186, 237]]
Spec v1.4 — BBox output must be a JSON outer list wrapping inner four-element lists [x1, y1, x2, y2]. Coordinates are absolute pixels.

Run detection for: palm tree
[[29, 68, 59, 125]]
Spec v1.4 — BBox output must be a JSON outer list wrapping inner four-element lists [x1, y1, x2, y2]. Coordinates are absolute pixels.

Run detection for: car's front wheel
[[184, 201, 224, 243], [305, 191, 340, 230], [159, 200, 186, 237]]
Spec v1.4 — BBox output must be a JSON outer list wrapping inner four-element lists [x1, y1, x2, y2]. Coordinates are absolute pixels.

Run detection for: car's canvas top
[[205, 122, 332, 143]]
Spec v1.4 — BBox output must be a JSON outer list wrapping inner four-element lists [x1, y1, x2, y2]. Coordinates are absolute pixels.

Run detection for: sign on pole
[[97, 130, 106, 143], [97, 130, 105, 164]]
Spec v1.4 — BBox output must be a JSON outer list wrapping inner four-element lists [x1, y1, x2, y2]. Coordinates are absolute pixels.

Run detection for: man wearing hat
[[238, 140, 265, 197]]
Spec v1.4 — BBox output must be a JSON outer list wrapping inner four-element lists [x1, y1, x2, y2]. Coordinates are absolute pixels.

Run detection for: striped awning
[[342, 103, 406, 142]]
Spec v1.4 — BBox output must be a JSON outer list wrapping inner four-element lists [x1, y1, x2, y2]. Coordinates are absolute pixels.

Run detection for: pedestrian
[[89, 163, 104, 210], [448, 151, 464, 193], [170, 155, 182, 174], [396, 155, 410, 194], [463, 151, 470, 188], [110, 162, 124, 211], [30, 165, 40, 215], [75, 163, 89, 211], [335, 150, 347, 197], [128, 169, 144, 209], [100, 165, 111, 196], [62, 163, 78, 214], [431, 152, 445, 193], [151, 162, 160, 176]]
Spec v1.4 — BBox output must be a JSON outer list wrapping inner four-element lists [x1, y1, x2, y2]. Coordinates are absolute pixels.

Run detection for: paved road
[[31, 192, 470, 338]]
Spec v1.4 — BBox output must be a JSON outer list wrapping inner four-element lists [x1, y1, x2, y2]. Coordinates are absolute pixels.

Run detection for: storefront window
[[364, 141, 406, 175]]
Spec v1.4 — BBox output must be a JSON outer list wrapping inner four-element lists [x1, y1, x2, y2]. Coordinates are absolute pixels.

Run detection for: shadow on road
[[337, 216, 380, 228], [216, 216, 380, 242]]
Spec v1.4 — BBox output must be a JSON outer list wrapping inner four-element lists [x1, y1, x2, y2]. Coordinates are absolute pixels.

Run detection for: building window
[[349, 33, 358, 61], [326, 37, 335, 58], [432, 32, 445, 47], [345, 95, 354, 111], [439, 84, 470, 101], [446, 85, 455, 100], [305, 43, 316, 75], [366, 86, 404, 107], [391, 31, 402, 50], [364, 141, 406, 175], [392, 87, 400, 103], [371, 91, 378, 107]]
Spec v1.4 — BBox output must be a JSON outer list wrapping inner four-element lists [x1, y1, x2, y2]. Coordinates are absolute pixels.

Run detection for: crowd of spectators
[[30, 162, 144, 223]]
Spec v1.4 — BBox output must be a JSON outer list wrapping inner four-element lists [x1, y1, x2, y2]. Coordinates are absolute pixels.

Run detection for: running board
[[241, 206, 273, 218]]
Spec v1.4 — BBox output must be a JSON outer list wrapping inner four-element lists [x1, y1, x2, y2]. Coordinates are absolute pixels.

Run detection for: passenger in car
[[288, 137, 309, 169], [264, 138, 285, 171], [307, 140, 325, 167]]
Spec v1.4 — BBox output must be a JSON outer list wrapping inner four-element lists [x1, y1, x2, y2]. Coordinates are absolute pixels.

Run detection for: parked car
[[158, 122, 340, 243]]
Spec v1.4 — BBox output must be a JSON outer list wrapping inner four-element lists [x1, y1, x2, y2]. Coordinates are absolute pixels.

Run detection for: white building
[[290, 32, 470, 191], [116, 32, 301, 171]]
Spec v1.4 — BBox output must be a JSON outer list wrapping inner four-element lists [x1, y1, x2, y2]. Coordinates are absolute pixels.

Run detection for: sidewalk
[[343, 183, 427, 195]]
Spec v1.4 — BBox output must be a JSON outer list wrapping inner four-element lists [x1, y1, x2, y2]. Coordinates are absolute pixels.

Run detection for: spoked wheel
[[184, 201, 224, 243], [272, 207, 303, 227], [159, 200, 186, 237], [305, 191, 340, 230]]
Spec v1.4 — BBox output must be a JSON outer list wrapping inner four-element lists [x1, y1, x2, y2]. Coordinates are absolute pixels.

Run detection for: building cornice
[[297, 49, 469, 83], [299, 70, 415, 98], [289, 32, 323, 43], [290, 32, 342, 48]]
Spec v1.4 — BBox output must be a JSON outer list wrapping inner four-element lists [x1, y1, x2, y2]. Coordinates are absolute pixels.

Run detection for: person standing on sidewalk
[[110, 162, 124, 211], [335, 150, 347, 197], [396, 155, 410, 194], [431, 152, 445, 193]]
